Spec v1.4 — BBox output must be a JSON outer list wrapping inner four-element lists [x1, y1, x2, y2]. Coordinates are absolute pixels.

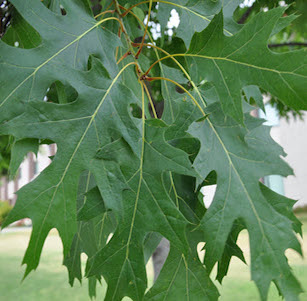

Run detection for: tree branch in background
[[238, 5, 254, 24], [0, 1, 12, 38], [268, 42, 307, 48]]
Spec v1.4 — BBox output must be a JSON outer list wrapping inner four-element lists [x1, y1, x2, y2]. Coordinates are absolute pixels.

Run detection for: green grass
[[0, 230, 106, 301], [0, 214, 306, 301], [218, 212, 307, 301]]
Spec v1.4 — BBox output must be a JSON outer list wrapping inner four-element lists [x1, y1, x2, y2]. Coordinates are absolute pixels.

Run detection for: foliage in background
[[0, 200, 12, 225], [0, 0, 306, 301], [0, 136, 12, 175]]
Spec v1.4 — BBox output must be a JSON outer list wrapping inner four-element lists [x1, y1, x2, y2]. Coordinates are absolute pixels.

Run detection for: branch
[[238, 5, 254, 24], [0, 1, 12, 38], [268, 42, 307, 48]]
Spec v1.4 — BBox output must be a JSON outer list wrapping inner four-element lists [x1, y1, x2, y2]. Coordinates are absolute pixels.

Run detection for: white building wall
[[36, 144, 52, 175], [19, 157, 30, 189], [7, 179, 14, 200], [278, 113, 307, 208], [0, 178, 6, 199], [0, 144, 55, 203]]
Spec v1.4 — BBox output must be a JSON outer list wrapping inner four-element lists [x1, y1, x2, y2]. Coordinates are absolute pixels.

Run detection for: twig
[[268, 42, 307, 48], [238, 5, 254, 24]]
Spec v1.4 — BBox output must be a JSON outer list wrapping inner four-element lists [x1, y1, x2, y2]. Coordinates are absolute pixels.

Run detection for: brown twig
[[135, 0, 153, 59], [116, 50, 132, 64], [268, 42, 307, 48], [238, 5, 254, 24]]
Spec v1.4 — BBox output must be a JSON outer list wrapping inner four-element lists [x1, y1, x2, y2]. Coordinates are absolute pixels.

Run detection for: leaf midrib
[[203, 114, 286, 280], [172, 53, 306, 78], [179, 67, 287, 280]]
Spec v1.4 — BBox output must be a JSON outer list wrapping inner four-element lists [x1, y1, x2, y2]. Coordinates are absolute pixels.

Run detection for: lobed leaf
[[186, 8, 307, 122], [0, 1, 305, 300], [188, 102, 303, 300]]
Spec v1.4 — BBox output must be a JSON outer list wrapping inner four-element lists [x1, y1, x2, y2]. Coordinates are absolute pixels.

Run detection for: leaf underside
[[0, 1, 306, 301]]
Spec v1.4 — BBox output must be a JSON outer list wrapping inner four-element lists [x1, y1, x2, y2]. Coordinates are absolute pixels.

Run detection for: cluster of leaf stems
[[94, 1, 212, 238]]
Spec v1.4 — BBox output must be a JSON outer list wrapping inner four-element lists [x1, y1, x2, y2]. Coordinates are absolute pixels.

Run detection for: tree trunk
[[152, 238, 170, 281]]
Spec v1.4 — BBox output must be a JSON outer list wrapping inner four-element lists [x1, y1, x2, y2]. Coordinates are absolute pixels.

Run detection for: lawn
[[218, 212, 307, 301], [0, 214, 306, 301]]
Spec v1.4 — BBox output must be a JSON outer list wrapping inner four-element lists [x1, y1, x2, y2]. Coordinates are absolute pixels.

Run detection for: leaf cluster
[[0, 1, 306, 300]]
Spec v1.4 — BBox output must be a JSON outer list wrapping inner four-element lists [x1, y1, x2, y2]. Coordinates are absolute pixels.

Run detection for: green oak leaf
[[87, 119, 197, 300], [243, 85, 265, 112], [157, 0, 296, 48], [188, 102, 302, 300], [9, 138, 39, 177], [0, 0, 120, 123], [0, 1, 305, 300], [157, 0, 241, 47], [0, 57, 143, 276], [259, 182, 302, 236], [186, 8, 307, 123], [215, 219, 246, 283], [164, 173, 205, 224], [145, 243, 219, 301], [165, 99, 247, 284], [0, 55, 201, 300], [64, 171, 116, 298], [160, 64, 189, 124], [143, 173, 219, 301], [210, 185, 301, 284], [77, 186, 107, 221]]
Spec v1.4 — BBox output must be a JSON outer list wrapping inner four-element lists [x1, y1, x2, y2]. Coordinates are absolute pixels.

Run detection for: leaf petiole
[[94, 10, 115, 20], [116, 50, 132, 64], [143, 82, 158, 119], [135, 0, 153, 59], [143, 76, 206, 116]]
